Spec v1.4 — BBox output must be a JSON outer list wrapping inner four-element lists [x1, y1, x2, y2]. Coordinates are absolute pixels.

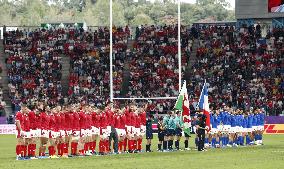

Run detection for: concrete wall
[[236, 0, 284, 19]]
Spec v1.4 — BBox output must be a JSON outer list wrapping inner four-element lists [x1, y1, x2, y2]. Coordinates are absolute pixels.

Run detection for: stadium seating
[[188, 25, 283, 116], [4, 29, 63, 112]]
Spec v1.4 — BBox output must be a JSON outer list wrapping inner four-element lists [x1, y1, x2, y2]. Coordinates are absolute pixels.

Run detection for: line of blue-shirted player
[[200, 106, 265, 148]]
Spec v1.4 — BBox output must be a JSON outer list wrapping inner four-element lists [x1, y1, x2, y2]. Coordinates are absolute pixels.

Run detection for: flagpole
[[110, 0, 113, 104], [178, 0, 182, 92]]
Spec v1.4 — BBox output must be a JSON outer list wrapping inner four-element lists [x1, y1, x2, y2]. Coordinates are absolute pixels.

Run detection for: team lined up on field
[[199, 106, 265, 148], [15, 103, 146, 159]]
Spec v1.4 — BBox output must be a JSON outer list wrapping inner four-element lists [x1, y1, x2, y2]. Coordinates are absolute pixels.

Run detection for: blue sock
[[222, 137, 225, 145], [195, 138, 198, 147], [229, 141, 233, 145], [237, 136, 241, 145], [205, 138, 209, 144], [246, 136, 250, 145], [260, 134, 262, 140], [226, 137, 229, 145], [212, 138, 216, 147], [240, 136, 244, 145], [255, 134, 259, 141]]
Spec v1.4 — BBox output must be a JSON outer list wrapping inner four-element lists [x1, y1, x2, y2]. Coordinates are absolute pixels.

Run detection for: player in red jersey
[[138, 105, 147, 152], [54, 106, 63, 156], [48, 107, 58, 158], [99, 109, 109, 155], [84, 106, 93, 155], [114, 108, 125, 153], [39, 106, 50, 157], [127, 104, 136, 153], [71, 106, 80, 156], [134, 109, 142, 152], [15, 104, 27, 159], [90, 107, 100, 154], [27, 107, 37, 158], [78, 106, 88, 156], [65, 106, 73, 156], [59, 106, 68, 157]]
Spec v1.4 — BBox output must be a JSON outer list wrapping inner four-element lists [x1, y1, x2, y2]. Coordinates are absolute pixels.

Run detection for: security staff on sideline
[[196, 112, 207, 151]]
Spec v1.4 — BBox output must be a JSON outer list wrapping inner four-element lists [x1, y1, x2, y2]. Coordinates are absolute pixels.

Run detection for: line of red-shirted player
[[15, 103, 146, 158]]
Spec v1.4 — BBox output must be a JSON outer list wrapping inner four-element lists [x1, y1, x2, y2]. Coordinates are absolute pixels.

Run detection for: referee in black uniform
[[195, 113, 207, 151], [146, 115, 154, 152]]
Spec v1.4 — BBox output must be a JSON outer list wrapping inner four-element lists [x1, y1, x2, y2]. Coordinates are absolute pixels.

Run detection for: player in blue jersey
[[252, 109, 258, 145], [255, 109, 265, 145], [247, 110, 254, 145], [228, 110, 236, 147], [239, 110, 246, 146], [210, 109, 219, 148]]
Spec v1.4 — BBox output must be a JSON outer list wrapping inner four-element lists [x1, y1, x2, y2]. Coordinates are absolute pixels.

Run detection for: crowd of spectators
[[4, 29, 63, 112], [1, 24, 283, 116], [66, 27, 110, 107], [188, 25, 283, 116]]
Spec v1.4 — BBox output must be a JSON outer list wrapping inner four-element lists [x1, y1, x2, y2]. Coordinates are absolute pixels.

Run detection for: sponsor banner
[[0, 124, 16, 135], [265, 116, 284, 124], [264, 124, 284, 134]]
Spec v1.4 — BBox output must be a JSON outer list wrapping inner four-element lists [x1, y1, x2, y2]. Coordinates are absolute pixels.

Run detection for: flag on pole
[[175, 81, 191, 135], [198, 81, 211, 130]]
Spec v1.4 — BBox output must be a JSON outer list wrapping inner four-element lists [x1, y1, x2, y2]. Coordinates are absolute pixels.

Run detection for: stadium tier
[[0, 24, 283, 116]]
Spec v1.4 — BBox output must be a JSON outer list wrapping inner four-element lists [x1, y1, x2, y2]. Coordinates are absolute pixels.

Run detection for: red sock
[[16, 145, 21, 156], [71, 142, 76, 155], [134, 140, 138, 150], [99, 141, 102, 153], [57, 144, 62, 156], [61, 143, 66, 155], [118, 141, 123, 151], [48, 146, 55, 156], [128, 140, 133, 151], [28, 144, 32, 156], [123, 138, 127, 151], [90, 142, 95, 153], [64, 143, 69, 154], [32, 144, 37, 157], [105, 140, 110, 152], [138, 138, 142, 151], [84, 143, 89, 152], [22, 145, 27, 157], [74, 142, 78, 155]]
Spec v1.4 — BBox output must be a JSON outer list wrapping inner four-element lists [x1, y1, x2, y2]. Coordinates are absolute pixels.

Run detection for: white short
[[101, 128, 110, 139], [91, 126, 100, 135], [30, 129, 38, 138], [41, 129, 50, 138], [217, 125, 223, 132], [210, 128, 218, 134], [133, 127, 141, 136], [23, 131, 31, 138], [116, 128, 126, 137], [140, 125, 146, 134], [67, 130, 73, 136], [223, 125, 231, 132], [72, 130, 80, 137], [229, 127, 236, 133], [50, 131, 60, 138], [126, 125, 132, 134], [247, 128, 253, 132], [60, 130, 66, 137], [258, 126, 264, 131], [252, 126, 258, 131], [86, 129, 92, 137]]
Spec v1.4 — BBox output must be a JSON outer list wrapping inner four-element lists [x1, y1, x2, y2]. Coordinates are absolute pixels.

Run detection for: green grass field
[[0, 135, 284, 169]]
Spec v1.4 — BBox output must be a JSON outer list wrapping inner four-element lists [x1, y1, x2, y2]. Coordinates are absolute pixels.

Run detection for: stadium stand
[[4, 29, 63, 112]]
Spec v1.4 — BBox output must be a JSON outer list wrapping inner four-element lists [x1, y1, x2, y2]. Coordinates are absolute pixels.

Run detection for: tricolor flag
[[174, 81, 191, 135], [198, 81, 211, 130]]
